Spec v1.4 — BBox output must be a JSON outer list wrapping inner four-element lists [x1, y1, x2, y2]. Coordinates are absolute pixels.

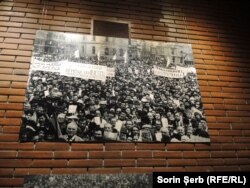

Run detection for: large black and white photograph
[[19, 30, 210, 143], [23, 174, 152, 188]]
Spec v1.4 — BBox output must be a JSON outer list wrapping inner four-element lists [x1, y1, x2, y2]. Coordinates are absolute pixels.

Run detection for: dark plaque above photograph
[[19, 30, 210, 143]]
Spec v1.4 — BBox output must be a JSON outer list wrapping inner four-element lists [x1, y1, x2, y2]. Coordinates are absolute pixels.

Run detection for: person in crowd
[[59, 122, 84, 142]]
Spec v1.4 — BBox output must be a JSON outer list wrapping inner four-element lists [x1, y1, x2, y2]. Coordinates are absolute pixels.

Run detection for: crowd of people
[[19, 55, 209, 143]]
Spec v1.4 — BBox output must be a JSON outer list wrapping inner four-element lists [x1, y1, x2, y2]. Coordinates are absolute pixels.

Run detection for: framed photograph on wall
[[19, 30, 210, 143]]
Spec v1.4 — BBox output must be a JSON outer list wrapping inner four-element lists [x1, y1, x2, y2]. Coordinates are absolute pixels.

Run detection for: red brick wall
[[0, 0, 250, 187]]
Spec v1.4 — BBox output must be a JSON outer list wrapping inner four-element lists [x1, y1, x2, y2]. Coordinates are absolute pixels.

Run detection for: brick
[[242, 130, 250, 136], [234, 137, 250, 143], [14, 68, 29, 75], [12, 7, 39, 14], [0, 32, 20, 38], [0, 142, 33, 150], [219, 130, 242, 136], [68, 159, 102, 167], [0, 62, 30, 69], [240, 165, 250, 171], [15, 168, 51, 176], [183, 151, 210, 158], [18, 44, 33, 50], [0, 95, 8, 102], [216, 117, 241, 123], [0, 110, 5, 116], [0, 134, 19, 142], [54, 151, 87, 159], [0, 68, 12, 74], [19, 143, 35, 150], [210, 136, 233, 143], [208, 123, 230, 129], [17, 151, 53, 158], [89, 151, 121, 159], [4, 38, 33, 45], [0, 11, 24, 17], [224, 158, 249, 165], [237, 151, 250, 158], [50, 26, 77, 32], [52, 168, 87, 174], [0, 81, 10, 87], [10, 17, 37, 23], [88, 168, 121, 174], [0, 178, 24, 187], [8, 27, 36, 35], [0, 159, 32, 167], [11, 81, 28, 88], [38, 19, 65, 26], [20, 33, 35, 40], [5, 110, 23, 118], [131, 33, 153, 40], [71, 143, 103, 150], [105, 143, 134, 150], [136, 143, 165, 150], [122, 151, 152, 159], [238, 105, 250, 111], [221, 143, 250, 150], [104, 159, 135, 167], [32, 160, 67, 167], [1, 49, 32, 56], [2, 126, 20, 133], [185, 166, 213, 172], [211, 151, 236, 158], [0, 118, 21, 125], [76, 28, 90, 34], [153, 151, 182, 158], [0, 168, 14, 177], [0, 151, 16, 158], [137, 159, 166, 167], [8, 96, 25, 102], [22, 23, 49, 30], [0, 16, 10, 21], [205, 110, 226, 116], [0, 103, 24, 110], [0, 21, 22, 27], [213, 166, 239, 172], [26, 13, 53, 19], [227, 111, 250, 117], [122, 167, 154, 173], [0, 88, 25, 95], [197, 159, 224, 166], [168, 159, 197, 166], [35, 143, 69, 151], [0, 74, 28, 81], [0, 55, 15, 61], [166, 144, 194, 151]]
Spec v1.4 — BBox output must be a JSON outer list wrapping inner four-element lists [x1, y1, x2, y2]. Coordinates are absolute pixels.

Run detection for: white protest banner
[[44, 90, 49, 97], [153, 66, 184, 78], [107, 67, 115, 77], [176, 66, 196, 76], [60, 61, 107, 82], [31, 59, 61, 73], [68, 105, 77, 114]]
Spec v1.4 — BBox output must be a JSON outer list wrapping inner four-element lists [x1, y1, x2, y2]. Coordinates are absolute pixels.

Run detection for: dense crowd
[[19, 56, 209, 143]]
